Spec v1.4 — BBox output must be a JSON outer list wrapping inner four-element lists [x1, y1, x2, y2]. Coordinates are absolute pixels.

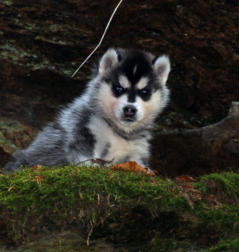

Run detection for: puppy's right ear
[[99, 48, 118, 75]]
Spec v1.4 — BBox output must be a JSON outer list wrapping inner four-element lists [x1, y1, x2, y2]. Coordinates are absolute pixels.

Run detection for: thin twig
[[72, 0, 124, 78]]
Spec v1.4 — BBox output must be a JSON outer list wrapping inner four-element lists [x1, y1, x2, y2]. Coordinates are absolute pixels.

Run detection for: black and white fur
[[5, 48, 170, 172]]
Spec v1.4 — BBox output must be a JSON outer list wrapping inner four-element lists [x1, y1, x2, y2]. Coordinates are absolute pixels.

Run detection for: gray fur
[[100, 142, 111, 159], [5, 123, 67, 172], [5, 48, 171, 172]]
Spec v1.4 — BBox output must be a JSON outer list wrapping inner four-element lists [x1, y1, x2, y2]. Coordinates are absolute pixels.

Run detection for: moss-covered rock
[[0, 118, 36, 152], [200, 238, 239, 252], [0, 118, 38, 167], [0, 166, 239, 251]]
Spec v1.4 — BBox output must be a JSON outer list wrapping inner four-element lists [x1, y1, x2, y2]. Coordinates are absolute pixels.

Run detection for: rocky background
[[0, 0, 239, 173]]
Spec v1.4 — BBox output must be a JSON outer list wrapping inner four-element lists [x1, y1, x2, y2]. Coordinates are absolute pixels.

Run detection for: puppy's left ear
[[153, 55, 171, 85], [99, 48, 118, 75]]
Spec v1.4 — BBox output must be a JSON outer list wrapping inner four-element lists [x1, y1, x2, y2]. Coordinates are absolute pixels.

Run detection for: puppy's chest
[[88, 117, 149, 161]]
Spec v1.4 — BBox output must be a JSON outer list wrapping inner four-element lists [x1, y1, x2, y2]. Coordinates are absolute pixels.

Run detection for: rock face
[[0, 0, 239, 174], [152, 103, 239, 177]]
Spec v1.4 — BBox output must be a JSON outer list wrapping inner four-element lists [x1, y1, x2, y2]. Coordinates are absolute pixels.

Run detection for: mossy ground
[[0, 165, 239, 251]]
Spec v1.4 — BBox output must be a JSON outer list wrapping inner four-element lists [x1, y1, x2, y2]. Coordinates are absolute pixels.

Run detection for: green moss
[[2, 0, 13, 6], [0, 166, 184, 243], [198, 173, 239, 193], [193, 173, 239, 237], [0, 166, 239, 251], [195, 172, 239, 204], [201, 238, 239, 252], [0, 118, 35, 155]]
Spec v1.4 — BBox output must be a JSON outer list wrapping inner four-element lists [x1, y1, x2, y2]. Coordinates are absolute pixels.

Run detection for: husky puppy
[[5, 48, 170, 172]]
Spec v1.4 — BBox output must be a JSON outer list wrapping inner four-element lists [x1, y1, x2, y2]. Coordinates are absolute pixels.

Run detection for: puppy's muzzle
[[122, 105, 137, 121]]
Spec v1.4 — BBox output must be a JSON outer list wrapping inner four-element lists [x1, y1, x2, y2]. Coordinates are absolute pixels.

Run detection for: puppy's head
[[96, 48, 170, 132]]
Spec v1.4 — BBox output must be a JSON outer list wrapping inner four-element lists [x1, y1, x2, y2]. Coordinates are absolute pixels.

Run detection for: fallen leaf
[[176, 175, 196, 183], [111, 161, 155, 176], [176, 175, 202, 206], [181, 182, 195, 190], [33, 164, 42, 170]]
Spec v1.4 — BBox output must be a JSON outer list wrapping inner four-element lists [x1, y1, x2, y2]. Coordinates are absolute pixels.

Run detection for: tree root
[[151, 101, 239, 177]]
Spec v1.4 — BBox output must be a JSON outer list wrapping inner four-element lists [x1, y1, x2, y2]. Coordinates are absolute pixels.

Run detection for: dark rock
[[0, 147, 12, 168], [0, 0, 239, 174], [151, 102, 239, 177]]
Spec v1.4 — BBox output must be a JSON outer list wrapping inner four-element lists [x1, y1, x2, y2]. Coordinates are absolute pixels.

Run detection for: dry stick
[[72, 0, 124, 78]]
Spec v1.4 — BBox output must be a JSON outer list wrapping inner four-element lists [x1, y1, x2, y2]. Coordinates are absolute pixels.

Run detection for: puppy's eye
[[116, 85, 124, 93], [138, 88, 151, 100], [113, 85, 125, 96], [139, 89, 149, 96]]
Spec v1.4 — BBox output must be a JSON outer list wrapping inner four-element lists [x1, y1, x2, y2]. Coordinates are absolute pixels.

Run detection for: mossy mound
[[0, 166, 239, 251], [200, 238, 239, 252]]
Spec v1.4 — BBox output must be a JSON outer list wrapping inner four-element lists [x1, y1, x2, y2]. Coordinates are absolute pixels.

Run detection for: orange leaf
[[33, 164, 42, 170], [182, 182, 195, 190], [111, 161, 155, 176], [176, 175, 196, 183]]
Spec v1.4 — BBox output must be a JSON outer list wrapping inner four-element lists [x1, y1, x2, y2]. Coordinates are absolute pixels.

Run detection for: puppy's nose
[[123, 105, 137, 117]]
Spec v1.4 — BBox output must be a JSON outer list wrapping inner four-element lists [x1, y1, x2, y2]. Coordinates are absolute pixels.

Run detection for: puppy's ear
[[153, 55, 171, 85], [99, 48, 118, 75]]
